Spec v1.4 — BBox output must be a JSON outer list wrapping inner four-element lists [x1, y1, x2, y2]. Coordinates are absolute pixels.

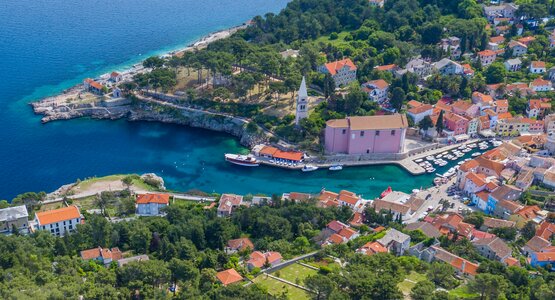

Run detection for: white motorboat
[[415, 158, 424, 163], [426, 155, 434, 161], [471, 152, 481, 157], [329, 165, 343, 171], [302, 165, 319, 172], [462, 148, 471, 153], [225, 154, 260, 167], [426, 167, 436, 173]]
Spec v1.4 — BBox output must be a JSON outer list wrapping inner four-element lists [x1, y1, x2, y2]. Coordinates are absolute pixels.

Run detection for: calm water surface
[[0, 0, 437, 200]]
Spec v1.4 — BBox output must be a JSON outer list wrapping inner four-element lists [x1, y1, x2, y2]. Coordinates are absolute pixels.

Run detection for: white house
[[433, 58, 463, 76], [477, 50, 497, 67], [504, 58, 522, 72], [0, 205, 29, 234], [508, 41, 527, 57], [377, 229, 411, 256], [319, 58, 357, 87], [530, 78, 552, 92], [136, 193, 170, 216], [361, 79, 389, 102], [530, 61, 546, 74], [110, 72, 123, 82], [407, 103, 433, 124], [34, 206, 83, 237], [463, 173, 487, 196]]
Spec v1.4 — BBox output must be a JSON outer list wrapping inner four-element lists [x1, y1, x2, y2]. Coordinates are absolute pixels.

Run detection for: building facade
[[325, 114, 408, 155], [34, 205, 83, 237]]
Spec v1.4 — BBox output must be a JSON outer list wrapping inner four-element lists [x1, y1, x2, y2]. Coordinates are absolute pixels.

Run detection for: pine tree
[[436, 110, 444, 134]]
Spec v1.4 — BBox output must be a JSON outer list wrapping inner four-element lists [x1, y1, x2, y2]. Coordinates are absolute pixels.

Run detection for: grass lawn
[[253, 275, 311, 300], [315, 31, 351, 47], [273, 263, 317, 285], [397, 271, 427, 295], [449, 285, 479, 299]]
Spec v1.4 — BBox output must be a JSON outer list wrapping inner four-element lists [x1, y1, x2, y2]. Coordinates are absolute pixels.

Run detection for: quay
[[251, 138, 487, 175]]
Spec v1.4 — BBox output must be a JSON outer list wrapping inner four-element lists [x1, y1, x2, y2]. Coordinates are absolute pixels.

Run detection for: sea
[[0, 0, 437, 200]]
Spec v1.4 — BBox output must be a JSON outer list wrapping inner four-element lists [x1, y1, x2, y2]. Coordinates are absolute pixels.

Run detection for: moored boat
[[329, 165, 343, 171], [302, 165, 319, 172], [225, 153, 260, 166]]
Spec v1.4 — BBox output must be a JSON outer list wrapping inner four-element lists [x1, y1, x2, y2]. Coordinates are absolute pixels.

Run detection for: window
[[342, 129, 346, 134], [375, 131, 380, 136], [391, 130, 395, 135], [360, 131, 365, 137]]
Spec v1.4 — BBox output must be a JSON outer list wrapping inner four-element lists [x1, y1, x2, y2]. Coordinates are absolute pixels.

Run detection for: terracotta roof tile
[[136, 193, 169, 204], [216, 269, 243, 285], [36, 206, 81, 226]]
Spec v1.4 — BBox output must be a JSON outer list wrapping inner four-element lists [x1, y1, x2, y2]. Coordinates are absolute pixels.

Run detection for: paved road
[[405, 178, 476, 224]]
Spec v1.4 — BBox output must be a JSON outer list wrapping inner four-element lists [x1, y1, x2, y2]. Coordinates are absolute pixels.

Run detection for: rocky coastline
[[31, 98, 269, 148]]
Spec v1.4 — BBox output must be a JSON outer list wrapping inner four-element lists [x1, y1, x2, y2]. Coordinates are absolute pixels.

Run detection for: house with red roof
[[471, 92, 494, 107], [216, 269, 243, 286], [34, 205, 83, 237], [530, 251, 555, 270], [83, 78, 105, 95], [374, 64, 398, 73], [217, 194, 244, 217], [518, 36, 536, 46], [477, 50, 497, 67], [110, 72, 122, 82], [430, 246, 479, 276], [443, 112, 469, 136], [80, 246, 123, 266], [322, 220, 359, 245], [361, 79, 389, 102], [225, 238, 254, 254], [136, 193, 170, 216], [536, 221, 555, 241], [452, 101, 479, 118], [246, 251, 282, 270], [508, 41, 527, 56], [530, 61, 546, 74], [530, 78, 552, 92], [429, 213, 474, 239], [463, 172, 487, 196], [319, 58, 357, 87], [527, 99, 552, 118], [357, 241, 388, 256], [407, 103, 434, 124]]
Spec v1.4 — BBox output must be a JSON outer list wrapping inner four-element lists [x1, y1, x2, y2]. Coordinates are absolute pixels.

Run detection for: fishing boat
[[380, 186, 393, 198], [329, 165, 343, 171], [224, 154, 260, 167], [302, 165, 319, 172]]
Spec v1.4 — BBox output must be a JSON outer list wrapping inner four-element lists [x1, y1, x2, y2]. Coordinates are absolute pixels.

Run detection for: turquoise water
[[1, 0, 437, 200]]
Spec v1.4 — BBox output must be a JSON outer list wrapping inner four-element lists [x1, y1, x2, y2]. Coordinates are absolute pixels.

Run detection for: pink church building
[[325, 114, 408, 154]]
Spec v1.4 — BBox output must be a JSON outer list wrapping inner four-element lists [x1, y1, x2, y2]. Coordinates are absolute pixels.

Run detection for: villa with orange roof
[[530, 251, 555, 270], [374, 64, 398, 73], [357, 241, 388, 256], [361, 79, 389, 102], [110, 72, 122, 82], [226, 237, 254, 254], [80, 246, 123, 266], [136, 193, 170, 216], [217, 194, 244, 217], [530, 61, 546, 74], [34, 205, 83, 236], [246, 251, 282, 270], [216, 269, 243, 286], [528, 99, 552, 119], [431, 246, 479, 276], [407, 103, 433, 124], [477, 50, 497, 67], [518, 36, 535, 46], [318, 58, 357, 87], [471, 92, 493, 107], [322, 220, 359, 245], [530, 78, 552, 92], [83, 78, 105, 95]]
